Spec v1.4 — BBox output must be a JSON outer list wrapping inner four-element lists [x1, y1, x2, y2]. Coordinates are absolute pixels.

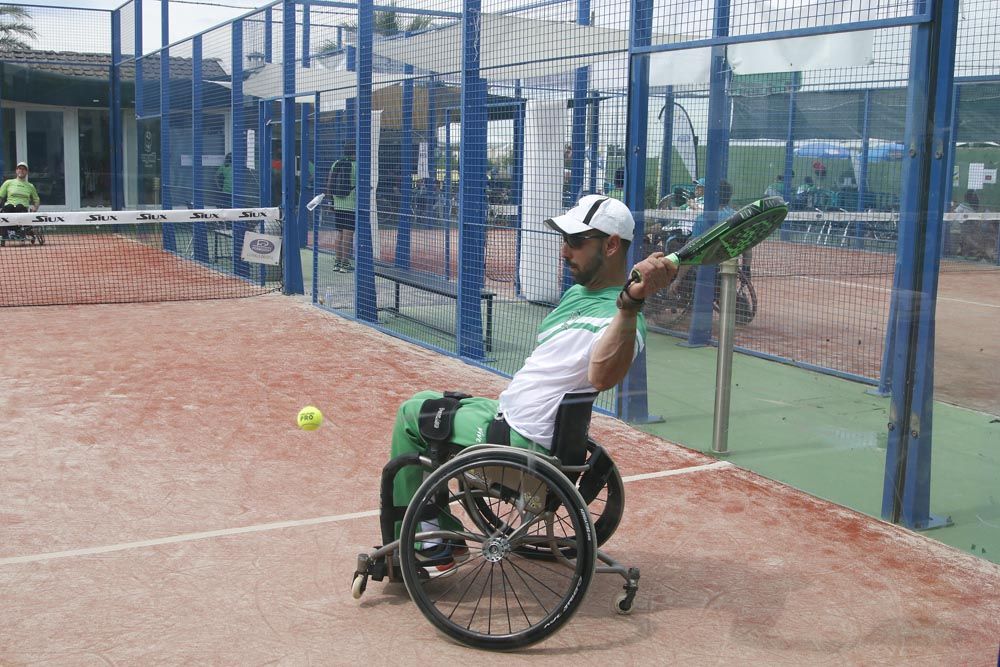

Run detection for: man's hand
[[625, 252, 677, 302]]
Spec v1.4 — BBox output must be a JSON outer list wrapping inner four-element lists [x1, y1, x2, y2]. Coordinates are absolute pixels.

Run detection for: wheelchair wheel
[[399, 447, 596, 650], [464, 440, 624, 558]]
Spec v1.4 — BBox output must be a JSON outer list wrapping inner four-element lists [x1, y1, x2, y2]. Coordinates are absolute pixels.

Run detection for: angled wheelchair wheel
[[399, 447, 596, 650], [465, 440, 624, 559]]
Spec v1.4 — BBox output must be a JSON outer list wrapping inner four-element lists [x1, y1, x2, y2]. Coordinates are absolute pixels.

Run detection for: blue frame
[[881, 0, 960, 530], [354, 0, 377, 321], [281, 0, 305, 294], [457, 0, 488, 360]]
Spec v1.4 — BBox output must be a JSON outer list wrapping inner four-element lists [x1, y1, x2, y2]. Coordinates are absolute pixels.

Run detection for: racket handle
[[629, 252, 679, 283]]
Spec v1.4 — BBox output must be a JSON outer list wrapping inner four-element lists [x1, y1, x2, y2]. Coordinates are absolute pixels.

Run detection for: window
[[26, 110, 66, 206], [2, 108, 14, 177], [79, 110, 111, 208]]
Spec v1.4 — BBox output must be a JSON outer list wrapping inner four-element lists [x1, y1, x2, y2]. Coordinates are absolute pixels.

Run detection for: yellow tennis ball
[[297, 405, 323, 431]]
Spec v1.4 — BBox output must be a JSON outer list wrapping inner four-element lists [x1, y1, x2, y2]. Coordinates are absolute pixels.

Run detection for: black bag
[[329, 159, 354, 197]]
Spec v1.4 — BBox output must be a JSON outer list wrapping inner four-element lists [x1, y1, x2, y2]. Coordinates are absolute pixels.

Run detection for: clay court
[[2, 296, 997, 663]]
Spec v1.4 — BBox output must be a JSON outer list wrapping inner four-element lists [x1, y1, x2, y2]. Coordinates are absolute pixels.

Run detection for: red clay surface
[[1, 296, 998, 664], [0, 233, 272, 307]]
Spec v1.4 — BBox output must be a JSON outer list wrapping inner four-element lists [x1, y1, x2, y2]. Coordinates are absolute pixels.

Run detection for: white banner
[[0, 207, 281, 227], [241, 231, 282, 266]]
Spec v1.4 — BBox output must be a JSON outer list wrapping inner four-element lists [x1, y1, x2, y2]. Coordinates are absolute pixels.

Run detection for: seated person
[[388, 195, 677, 570], [667, 179, 736, 297], [0, 161, 41, 239]]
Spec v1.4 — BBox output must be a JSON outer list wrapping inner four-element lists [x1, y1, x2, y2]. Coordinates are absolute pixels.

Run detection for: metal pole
[[711, 258, 738, 454]]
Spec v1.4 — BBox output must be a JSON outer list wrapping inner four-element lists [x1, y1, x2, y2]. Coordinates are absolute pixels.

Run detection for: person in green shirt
[[1, 161, 41, 240], [384, 195, 678, 569]]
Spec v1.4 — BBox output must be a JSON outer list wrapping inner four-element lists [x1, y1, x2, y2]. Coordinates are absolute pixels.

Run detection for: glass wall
[[78, 110, 111, 208], [25, 110, 66, 206]]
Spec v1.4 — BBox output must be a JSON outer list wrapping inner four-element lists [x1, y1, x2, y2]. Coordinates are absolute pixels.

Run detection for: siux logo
[[239, 210, 268, 218], [32, 215, 65, 223], [138, 213, 168, 220], [86, 214, 119, 222], [192, 212, 221, 219]]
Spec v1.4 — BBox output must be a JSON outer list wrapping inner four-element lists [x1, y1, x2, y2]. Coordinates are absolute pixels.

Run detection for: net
[[0, 208, 283, 307]]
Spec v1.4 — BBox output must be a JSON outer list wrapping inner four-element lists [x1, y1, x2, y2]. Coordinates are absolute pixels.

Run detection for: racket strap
[[616, 274, 645, 313]]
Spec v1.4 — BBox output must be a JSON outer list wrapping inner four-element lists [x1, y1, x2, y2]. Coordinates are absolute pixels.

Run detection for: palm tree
[[315, 2, 434, 55], [0, 5, 36, 51]]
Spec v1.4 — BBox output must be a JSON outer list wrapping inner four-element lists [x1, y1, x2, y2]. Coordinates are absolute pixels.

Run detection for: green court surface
[[641, 333, 1000, 564]]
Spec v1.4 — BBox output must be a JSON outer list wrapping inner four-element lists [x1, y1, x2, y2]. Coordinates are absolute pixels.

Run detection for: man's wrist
[[616, 286, 644, 314]]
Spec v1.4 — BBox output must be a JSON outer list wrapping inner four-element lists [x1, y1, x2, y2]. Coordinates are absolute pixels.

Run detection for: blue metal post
[[686, 0, 732, 348], [282, 0, 304, 294], [192, 36, 204, 209], [191, 35, 209, 262], [881, 0, 959, 530], [457, 0, 488, 360], [160, 0, 176, 252], [777, 81, 797, 243], [265, 8, 273, 62], [312, 92, 320, 302], [109, 9, 124, 210], [659, 88, 674, 200], [396, 63, 415, 270], [588, 92, 599, 195], [619, 0, 653, 423], [302, 0, 311, 68], [259, 101, 271, 205], [297, 101, 312, 249], [445, 109, 453, 281], [232, 19, 250, 278], [354, 0, 377, 320], [512, 83, 525, 295], [858, 89, 872, 212]]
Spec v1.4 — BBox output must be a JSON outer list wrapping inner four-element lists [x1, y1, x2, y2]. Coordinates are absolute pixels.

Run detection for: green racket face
[[675, 196, 787, 265]]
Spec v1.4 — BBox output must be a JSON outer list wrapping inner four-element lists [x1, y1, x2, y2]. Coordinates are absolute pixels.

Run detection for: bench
[[373, 260, 496, 352]]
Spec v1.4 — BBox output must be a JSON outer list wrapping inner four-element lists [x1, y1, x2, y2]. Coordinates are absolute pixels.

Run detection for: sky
[[19, 0, 267, 52]]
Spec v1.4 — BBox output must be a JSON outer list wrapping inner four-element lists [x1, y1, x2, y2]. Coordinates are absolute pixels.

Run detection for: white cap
[[545, 195, 635, 242], [16, 161, 28, 169]]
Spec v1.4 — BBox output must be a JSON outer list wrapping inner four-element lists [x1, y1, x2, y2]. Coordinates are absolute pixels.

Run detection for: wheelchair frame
[[0, 225, 45, 247], [351, 392, 640, 650]]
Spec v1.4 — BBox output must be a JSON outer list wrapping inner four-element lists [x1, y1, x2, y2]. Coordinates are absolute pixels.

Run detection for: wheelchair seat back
[[551, 391, 599, 469]]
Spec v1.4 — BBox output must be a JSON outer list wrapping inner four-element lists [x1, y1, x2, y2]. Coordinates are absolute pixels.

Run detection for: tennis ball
[[297, 405, 323, 431]]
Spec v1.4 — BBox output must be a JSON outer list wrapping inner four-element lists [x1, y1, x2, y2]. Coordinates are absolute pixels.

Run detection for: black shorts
[[332, 208, 355, 232]]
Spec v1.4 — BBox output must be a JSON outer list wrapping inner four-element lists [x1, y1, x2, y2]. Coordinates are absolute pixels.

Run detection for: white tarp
[[519, 100, 567, 304], [372, 15, 629, 83], [650, 32, 874, 86], [728, 31, 875, 74]]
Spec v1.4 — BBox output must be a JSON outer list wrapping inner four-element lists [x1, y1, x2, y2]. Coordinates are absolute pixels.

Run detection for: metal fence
[[2, 1, 997, 386]]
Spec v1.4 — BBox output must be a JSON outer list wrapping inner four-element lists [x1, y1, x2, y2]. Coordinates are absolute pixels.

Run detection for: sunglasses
[[562, 231, 609, 249]]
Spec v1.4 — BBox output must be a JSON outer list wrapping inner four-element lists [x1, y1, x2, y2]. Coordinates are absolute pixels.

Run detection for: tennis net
[[0, 207, 283, 307]]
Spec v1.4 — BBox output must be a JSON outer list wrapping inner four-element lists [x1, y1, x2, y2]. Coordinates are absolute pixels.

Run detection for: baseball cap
[[16, 161, 28, 169], [545, 195, 635, 242], [694, 177, 705, 187]]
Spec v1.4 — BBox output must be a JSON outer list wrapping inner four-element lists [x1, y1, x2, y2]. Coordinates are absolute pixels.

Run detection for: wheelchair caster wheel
[[613, 592, 633, 615], [352, 573, 367, 600]]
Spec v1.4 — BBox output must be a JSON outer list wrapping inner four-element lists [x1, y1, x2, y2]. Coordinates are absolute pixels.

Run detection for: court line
[[801, 275, 1000, 309], [0, 462, 733, 567]]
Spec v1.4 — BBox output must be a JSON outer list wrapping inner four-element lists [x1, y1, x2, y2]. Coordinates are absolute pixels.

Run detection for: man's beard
[[567, 252, 604, 287]]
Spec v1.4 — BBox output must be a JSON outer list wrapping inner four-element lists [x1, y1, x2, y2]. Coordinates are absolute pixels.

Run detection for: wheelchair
[[1, 225, 45, 247], [351, 391, 638, 650]]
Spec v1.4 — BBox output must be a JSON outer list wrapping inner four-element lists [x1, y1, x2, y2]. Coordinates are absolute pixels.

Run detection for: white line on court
[[0, 462, 734, 567], [622, 460, 732, 483], [802, 275, 1000, 309]]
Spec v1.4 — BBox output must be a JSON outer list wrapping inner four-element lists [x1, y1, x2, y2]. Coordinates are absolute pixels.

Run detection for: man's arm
[[30, 185, 40, 212], [588, 253, 676, 391]]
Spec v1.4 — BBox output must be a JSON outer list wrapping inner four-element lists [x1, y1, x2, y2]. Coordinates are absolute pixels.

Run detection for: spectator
[[0, 161, 41, 240], [764, 174, 786, 198], [954, 189, 980, 213], [607, 167, 625, 200], [326, 142, 357, 272], [215, 153, 233, 206]]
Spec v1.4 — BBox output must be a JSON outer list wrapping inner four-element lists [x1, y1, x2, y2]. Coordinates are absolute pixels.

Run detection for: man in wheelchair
[[387, 195, 677, 570]]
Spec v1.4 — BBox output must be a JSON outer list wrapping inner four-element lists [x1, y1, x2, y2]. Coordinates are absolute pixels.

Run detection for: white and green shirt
[[498, 284, 647, 448]]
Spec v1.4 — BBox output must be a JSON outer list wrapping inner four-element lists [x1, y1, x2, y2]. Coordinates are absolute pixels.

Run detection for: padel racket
[[631, 195, 787, 282]]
